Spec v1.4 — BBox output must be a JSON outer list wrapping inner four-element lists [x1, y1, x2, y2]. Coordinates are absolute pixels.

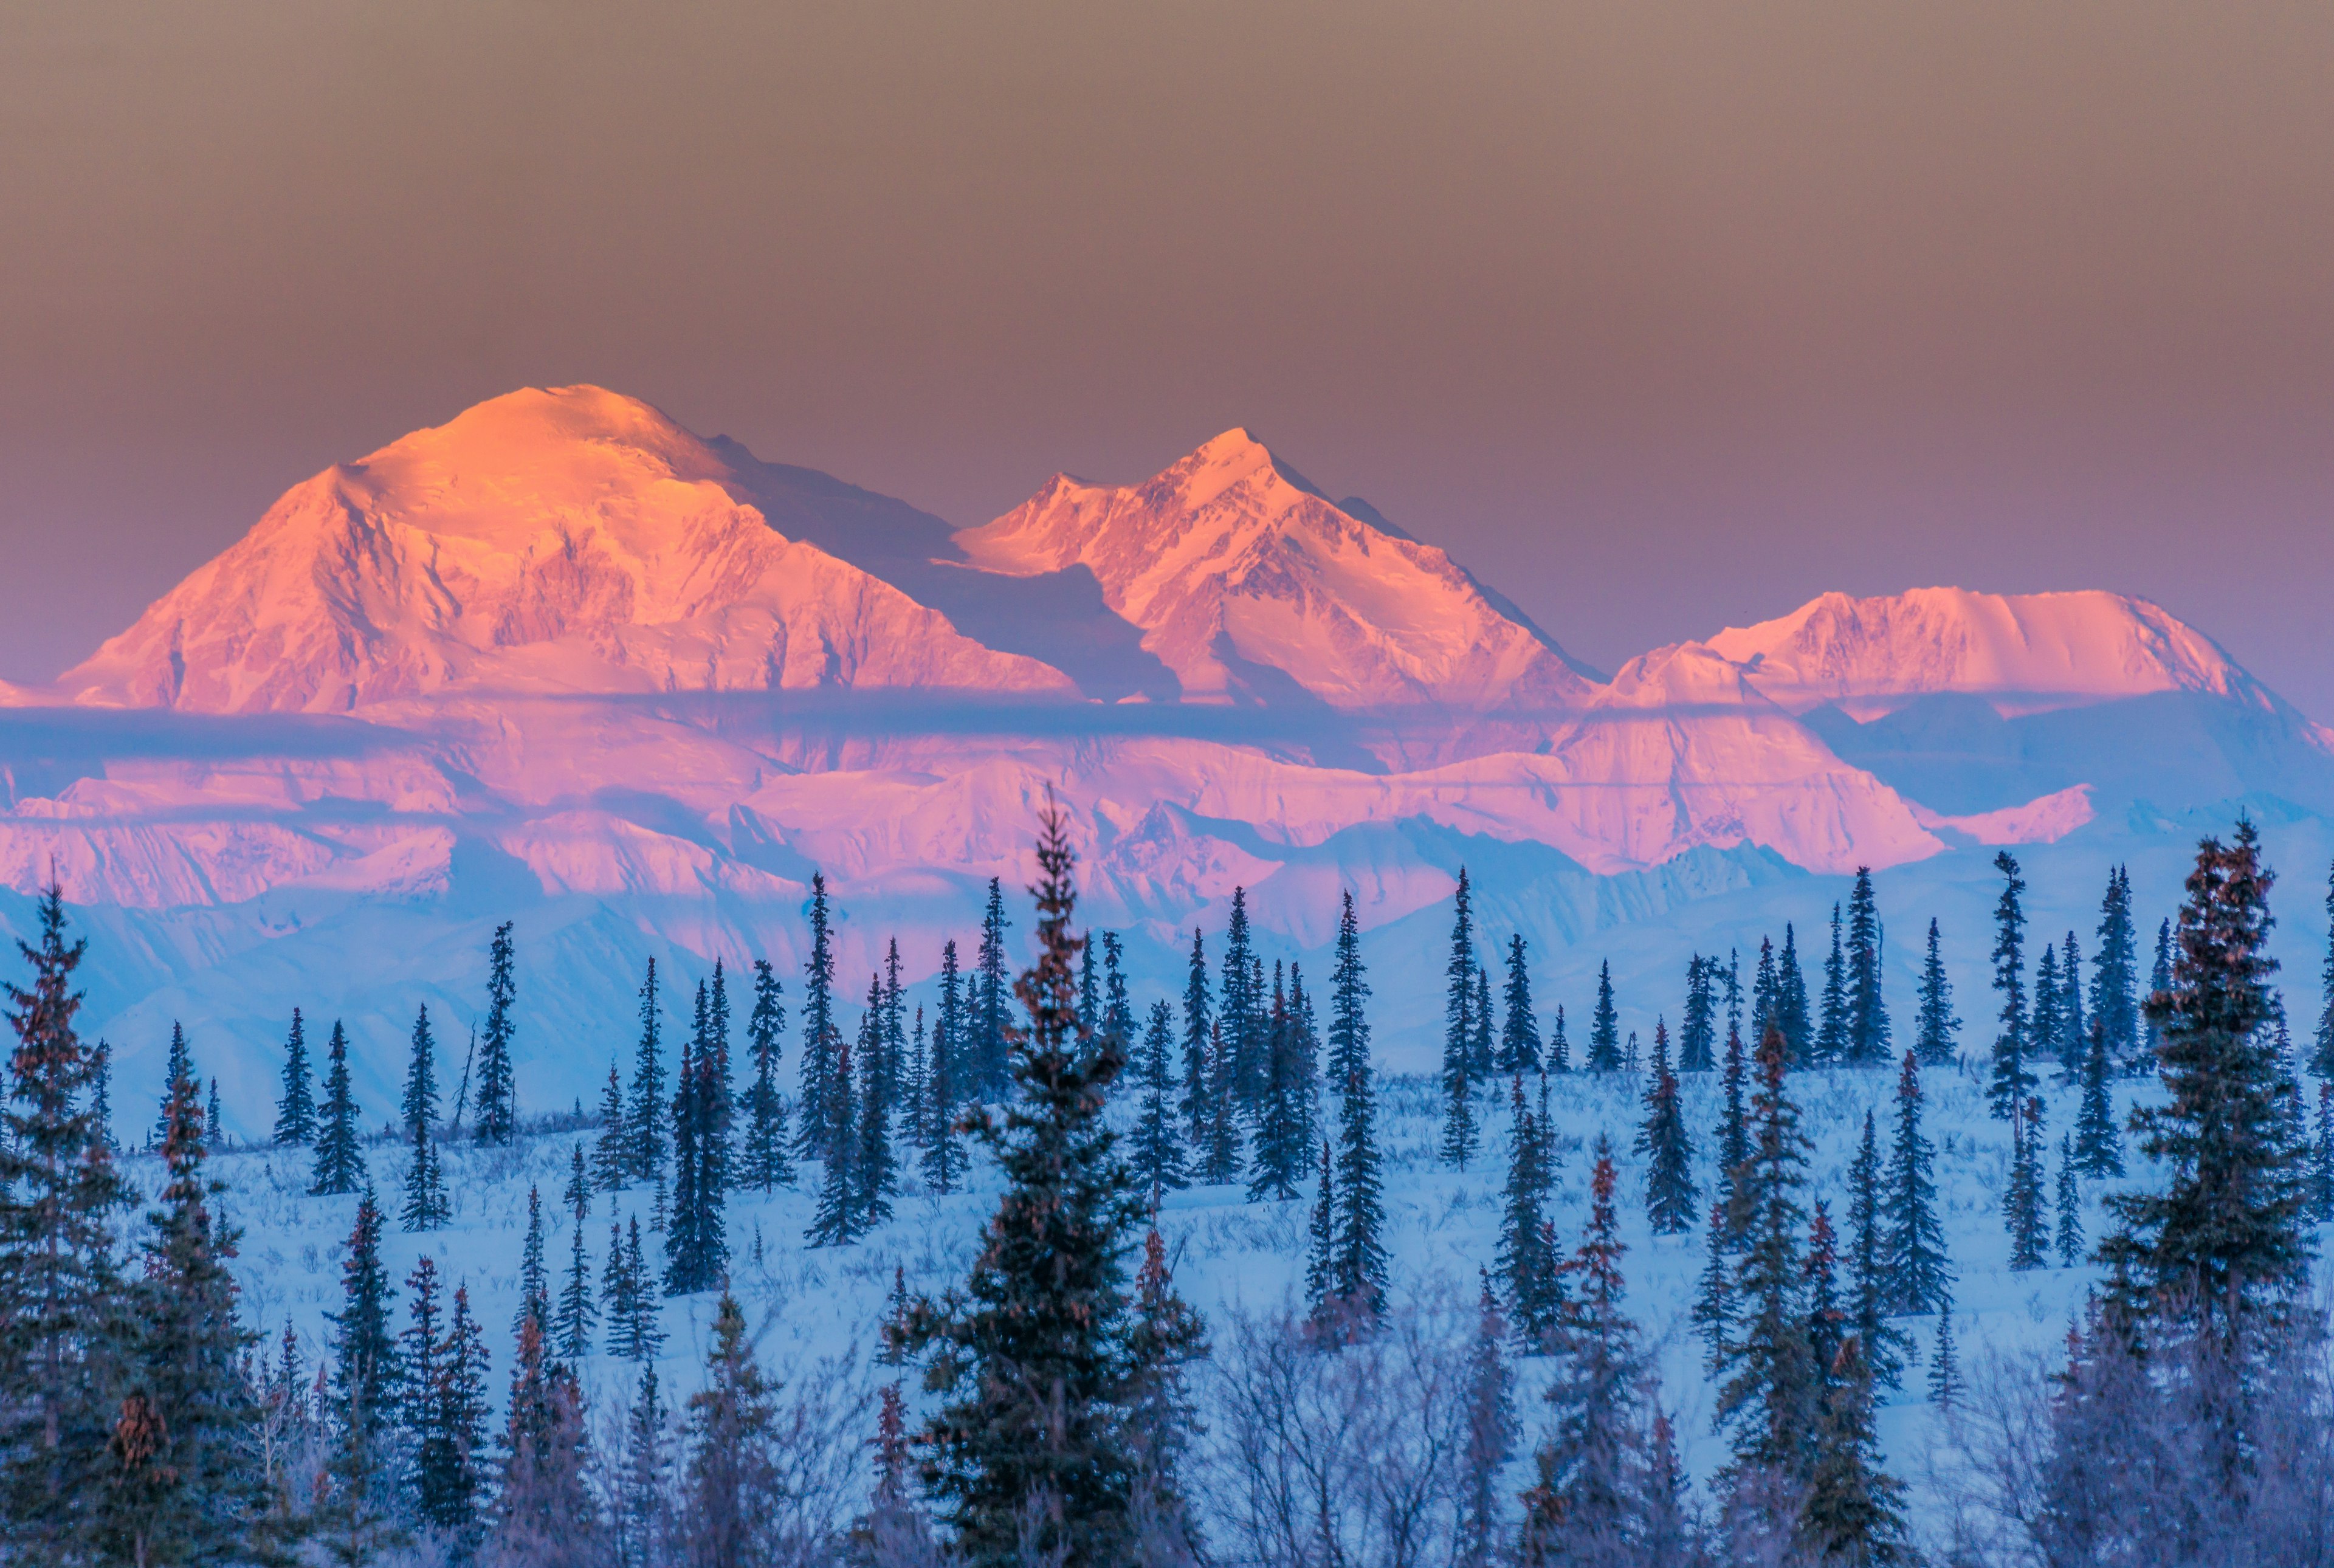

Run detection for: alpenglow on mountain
[[2, 384, 2327, 1116]]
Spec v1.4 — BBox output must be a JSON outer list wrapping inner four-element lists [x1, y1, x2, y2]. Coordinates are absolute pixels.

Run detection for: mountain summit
[[956, 429, 1599, 712]]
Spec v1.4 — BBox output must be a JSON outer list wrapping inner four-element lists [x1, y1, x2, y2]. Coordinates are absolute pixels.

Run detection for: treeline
[[5, 818, 2334, 1564]]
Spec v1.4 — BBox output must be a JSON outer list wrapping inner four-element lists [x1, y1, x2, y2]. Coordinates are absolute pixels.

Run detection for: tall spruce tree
[[798, 874, 841, 1158], [1846, 1112, 1907, 1390], [2055, 1133, 2084, 1268], [593, 1062, 627, 1194], [1715, 1024, 1818, 1482], [1221, 897, 1261, 1115], [2059, 930, 2087, 1076], [1882, 1052, 1951, 1316], [1778, 923, 1812, 1062], [1752, 938, 1781, 1050], [2145, 915, 2174, 1069], [2004, 1096, 2048, 1271], [974, 875, 1011, 1098], [401, 1006, 450, 1233], [322, 1187, 402, 1561], [924, 942, 969, 1195], [496, 1314, 593, 1558], [806, 1034, 862, 1249], [1548, 1003, 1570, 1073], [1179, 929, 1211, 1149], [855, 1005, 898, 1228], [893, 802, 1151, 1568], [154, 1020, 193, 1148], [557, 1148, 596, 1364], [1679, 955, 1718, 1072], [1637, 1022, 1697, 1236], [740, 957, 792, 1192], [1498, 1078, 1560, 1346], [2073, 1017, 2126, 1177], [627, 957, 667, 1184], [1247, 965, 1309, 1201], [516, 1184, 549, 1337], [1585, 960, 1622, 1071], [0, 883, 136, 1553], [1915, 917, 1958, 1066], [2099, 821, 2313, 1347], [1325, 890, 1388, 1323], [2093, 865, 2144, 1075], [274, 1007, 317, 1146], [1988, 851, 2034, 1119], [475, 921, 518, 1145], [1500, 934, 1544, 1074], [311, 1020, 363, 1196], [1131, 1000, 1188, 1195], [2312, 858, 2334, 1080], [1713, 1024, 1752, 1252], [1470, 963, 1496, 1082], [1816, 904, 1850, 1065], [1846, 866, 1892, 1065], [2031, 944, 2065, 1078], [1799, 1331, 1911, 1566], [1442, 868, 1478, 1107]]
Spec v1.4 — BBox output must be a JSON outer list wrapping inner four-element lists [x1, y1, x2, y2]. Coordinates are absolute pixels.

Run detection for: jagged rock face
[[57, 387, 1071, 713], [955, 428, 1600, 712]]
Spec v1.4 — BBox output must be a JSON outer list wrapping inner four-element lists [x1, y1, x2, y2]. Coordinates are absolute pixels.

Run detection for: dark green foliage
[[741, 957, 794, 1192], [2031, 943, 2064, 1074], [401, 1006, 450, 1233], [1713, 1025, 1751, 1252], [101, 1064, 266, 1566], [1777, 923, 1812, 1062], [1846, 867, 1892, 1066], [156, 1020, 193, 1147], [1846, 1112, 1906, 1391], [1915, 917, 1958, 1066], [557, 1149, 596, 1364], [806, 1033, 863, 1247], [594, 1061, 627, 1193], [1101, 932, 1135, 1059], [1470, 963, 1496, 1082], [616, 1364, 669, 1566], [1123, 1227, 1207, 1536], [799, 875, 843, 1158], [855, 1000, 898, 1228], [973, 875, 1012, 1098], [1458, 1276, 1516, 1568], [666, 977, 732, 1296], [1799, 1333, 1912, 1566], [1637, 1022, 1698, 1235], [1752, 938, 1780, 1052], [1324, 891, 1388, 1323], [1927, 1300, 1963, 1408], [0, 883, 136, 1552], [1882, 1052, 1951, 1316], [1441, 1037, 1479, 1171], [1715, 1025, 1818, 1480], [1131, 1000, 1188, 1195], [878, 940, 906, 1115], [2316, 1082, 2334, 1223], [2058, 930, 2086, 1076], [1816, 904, 1849, 1065], [1988, 850, 2035, 1119], [1679, 954, 1718, 1072], [924, 941, 968, 1194], [627, 957, 667, 1183], [496, 1314, 594, 1558], [1247, 964, 1311, 1201], [1499, 1078, 1562, 1346], [1692, 1200, 1733, 1371], [205, 1077, 223, 1146], [894, 803, 1152, 1568], [1587, 958, 1622, 1071], [405, 1261, 491, 1538], [2099, 821, 2313, 1347], [2005, 1096, 2048, 1271], [1500, 934, 1543, 1074], [2146, 915, 2174, 1065], [275, 1007, 317, 1146], [516, 1184, 549, 1337], [1179, 928, 1211, 1148], [1549, 1002, 1570, 1073], [609, 1216, 666, 1361], [2316, 859, 2334, 1078], [475, 921, 518, 1145], [323, 1187, 404, 1559], [1200, 1021, 1242, 1184], [681, 1293, 784, 1562], [2091, 864, 2143, 1075], [1222, 890, 1262, 1115], [2074, 1017, 2126, 1177], [2056, 1133, 2084, 1268], [1304, 1139, 1336, 1321]]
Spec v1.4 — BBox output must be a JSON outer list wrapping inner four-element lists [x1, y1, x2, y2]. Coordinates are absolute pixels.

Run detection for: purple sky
[[7, 2, 2332, 714]]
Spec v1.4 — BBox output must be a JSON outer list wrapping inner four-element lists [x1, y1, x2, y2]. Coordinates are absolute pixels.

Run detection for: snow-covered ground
[[176, 1050, 2203, 1542]]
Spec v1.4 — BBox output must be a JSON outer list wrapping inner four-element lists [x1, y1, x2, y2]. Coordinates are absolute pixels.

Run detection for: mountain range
[[4, 385, 2329, 1120]]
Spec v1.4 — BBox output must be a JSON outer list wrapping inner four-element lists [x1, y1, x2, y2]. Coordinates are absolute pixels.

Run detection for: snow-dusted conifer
[[311, 1020, 363, 1196], [274, 1007, 316, 1146]]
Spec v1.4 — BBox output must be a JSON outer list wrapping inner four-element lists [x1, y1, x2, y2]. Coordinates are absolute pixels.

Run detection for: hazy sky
[[7, 2, 2332, 712]]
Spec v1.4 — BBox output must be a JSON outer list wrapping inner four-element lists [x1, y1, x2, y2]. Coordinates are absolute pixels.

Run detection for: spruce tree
[[797, 873, 841, 1156], [1200, 1022, 1242, 1184], [311, 1019, 363, 1196], [407, 1263, 491, 1538], [594, 1061, 627, 1193], [627, 957, 667, 1184], [1881, 1052, 1950, 1315], [1915, 916, 1958, 1065], [855, 1013, 898, 1229], [1442, 868, 1478, 1110], [2145, 915, 2174, 1068], [2073, 1017, 2126, 1177], [616, 1364, 669, 1564], [1846, 865, 1892, 1065], [2099, 820, 2313, 1346], [602, 1219, 634, 1358], [2031, 943, 2065, 1077], [1521, 1138, 1642, 1555], [1586, 959, 1622, 1071], [2313, 1082, 2334, 1224], [1679, 954, 1718, 1072], [1713, 1024, 1751, 1251], [1988, 850, 2034, 1119], [1101, 930, 1135, 1058], [807, 1034, 862, 1248], [2055, 1133, 2084, 1268], [1799, 1332, 1912, 1566], [1637, 1022, 1697, 1235], [496, 1315, 593, 1558], [1304, 1140, 1337, 1323], [974, 875, 1011, 1098], [155, 1020, 193, 1147], [2316, 859, 2334, 1079], [1753, 937, 1780, 1048], [205, 1078, 223, 1147], [1247, 964, 1309, 1202], [1123, 1226, 1207, 1541], [2092, 865, 2142, 1074], [1470, 963, 1496, 1082], [740, 957, 792, 1191], [680, 1293, 782, 1562], [923, 944, 968, 1196], [1778, 923, 1812, 1061], [1457, 1275, 1516, 1568], [893, 802, 1149, 1568], [1927, 1298, 1964, 1407], [1078, 933, 1100, 1041], [1715, 1025, 1818, 1481], [401, 1006, 450, 1233], [1441, 1025, 1479, 1171], [1816, 903, 1850, 1065], [1846, 1112, 1907, 1389], [274, 1006, 317, 1146], [90, 1037, 112, 1153], [1499, 1078, 1560, 1346], [2005, 1096, 2048, 1271], [1131, 1000, 1188, 1195], [1500, 933, 1543, 1074], [517, 1184, 549, 1336], [475, 921, 518, 1145], [1692, 1199, 1735, 1372], [1549, 1002, 1570, 1073], [557, 1148, 596, 1364], [323, 1187, 402, 1560], [0, 882, 136, 1552], [2059, 930, 2086, 1077], [1326, 890, 1388, 1322], [1179, 928, 1211, 1148]]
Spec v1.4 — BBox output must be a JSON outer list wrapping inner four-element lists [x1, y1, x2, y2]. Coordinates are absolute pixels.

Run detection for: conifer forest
[[5, 805, 2334, 1567]]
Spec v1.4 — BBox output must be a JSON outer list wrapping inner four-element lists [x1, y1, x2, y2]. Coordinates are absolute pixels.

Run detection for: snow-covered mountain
[[4, 385, 2329, 1121]]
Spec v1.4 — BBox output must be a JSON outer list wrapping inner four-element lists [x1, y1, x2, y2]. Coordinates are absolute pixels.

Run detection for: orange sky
[[5, 1, 2332, 712]]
